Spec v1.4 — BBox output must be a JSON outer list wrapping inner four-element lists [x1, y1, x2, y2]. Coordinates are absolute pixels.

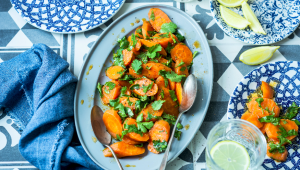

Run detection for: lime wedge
[[210, 141, 250, 170], [220, 5, 250, 29], [217, 0, 246, 7], [239, 46, 280, 65], [242, 2, 266, 35]]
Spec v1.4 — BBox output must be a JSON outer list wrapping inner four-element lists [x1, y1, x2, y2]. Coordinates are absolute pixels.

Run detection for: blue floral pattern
[[210, 0, 300, 44], [227, 61, 300, 169], [10, 0, 125, 33]]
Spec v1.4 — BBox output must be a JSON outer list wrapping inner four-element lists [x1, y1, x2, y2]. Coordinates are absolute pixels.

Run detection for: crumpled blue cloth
[[0, 43, 101, 170]]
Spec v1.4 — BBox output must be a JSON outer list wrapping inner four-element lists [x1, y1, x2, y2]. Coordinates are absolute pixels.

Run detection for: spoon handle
[[159, 112, 183, 170], [106, 145, 124, 170]]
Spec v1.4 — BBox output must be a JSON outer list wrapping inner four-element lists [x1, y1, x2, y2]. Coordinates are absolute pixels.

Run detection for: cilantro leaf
[[160, 90, 165, 99], [165, 71, 186, 82], [147, 44, 162, 59], [256, 98, 264, 107], [104, 82, 116, 94], [136, 52, 148, 64], [136, 113, 144, 122], [117, 36, 129, 49], [169, 90, 177, 102], [115, 103, 127, 117], [135, 143, 143, 147], [193, 51, 198, 58], [120, 86, 129, 97], [176, 61, 185, 68], [294, 119, 300, 125], [137, 122, 153, 133], [284, 102, 300, 119], [153, 140, 168, 152], [122, 123, 143, 138], [180, 66, 186, 72], [148, 31, 157, 37], [125, 107, 134, 117], [135, 100, 148, 114], [177, 122, 183, 129], [113, 54, 125, 68], [174, 129, 182, 140], [152, 100, 165, 110], [268, 142, 286, 153], [116, 134, 122, 141], [131, 59, 142, 74], [160, 22, 177, 33], [166, 42, 174, 53], [131, 33, 137, 47], [130, 84, 140, 90], [171, 33, 177, 43], [136, 28, 142, 34], [175, 32, 185, 42], [259, 115, 280, 125], [109, 98, 119, 108], [97, 83, 103, 98], [143, 82, 154, 93], [150, 10, 155, 21]]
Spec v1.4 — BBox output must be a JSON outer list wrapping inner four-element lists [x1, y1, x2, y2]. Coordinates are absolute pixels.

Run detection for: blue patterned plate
[[210, 0, 300, 45], [10, 0, 125, 33], [227, 61, 300, 169]]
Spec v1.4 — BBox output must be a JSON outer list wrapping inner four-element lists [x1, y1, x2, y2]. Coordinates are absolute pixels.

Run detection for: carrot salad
[[242, 81, 299, 162], [97, 8, 197, 158]]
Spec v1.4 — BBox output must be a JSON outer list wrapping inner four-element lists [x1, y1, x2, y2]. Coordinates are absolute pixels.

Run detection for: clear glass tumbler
[[205, 119, 267, 170]]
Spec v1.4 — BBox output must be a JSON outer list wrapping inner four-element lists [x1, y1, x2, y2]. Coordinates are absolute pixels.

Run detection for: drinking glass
[[205, 119, 267, 170]]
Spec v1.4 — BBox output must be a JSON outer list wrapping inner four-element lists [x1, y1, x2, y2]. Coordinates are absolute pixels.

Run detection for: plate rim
[[74, 4, 213, 169], [10, 0, 125, 34], [209, 0, 300, 45]]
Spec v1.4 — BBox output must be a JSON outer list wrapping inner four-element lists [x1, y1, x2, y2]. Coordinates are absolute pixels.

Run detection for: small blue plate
[[210, 0, 300, 45], [10, 0, 125, 33], [227, 61, 300, 169]]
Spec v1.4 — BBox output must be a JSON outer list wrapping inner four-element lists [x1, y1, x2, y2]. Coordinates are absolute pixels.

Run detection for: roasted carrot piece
[[260, 123, 266, 134], [148, 141, 160, 154], [119, 97, 139, 112], [261, 81, 274, 99], [156, 87, 179, 117], [156, 76, 169, 89], [128, 67, 144, 78], [246, 114, 264, 129], [131, 78, 158, 96], [174, 60, 189, 77], [149, 120, 170, 142], [168, 79, 176, 91], [103, 141, 145, 158], [142, 21, 154, 39], [267, 143, 288, 162], [142, 63, 172, 79], [148, 8, 171, 32], [265, 123, 280, 139], [106, 66, 125, 80], [101, 80, 121, 104], [123, 118, 150, 142], [152, 33, 178, 48], [170, 43, 193, 65], [122, 49, 135, 66], [175, 82, 183, 105], [135, 26, 143, 38], [141, 102, 164, 122], [279, 119, 298, 141], [241, 111, 252, 120], [140, 39, 167, 56], [103, 109, 123, 139], [248, 98, 280, 117], [122, 135, 141, 145], [117, 80, 131, 87]]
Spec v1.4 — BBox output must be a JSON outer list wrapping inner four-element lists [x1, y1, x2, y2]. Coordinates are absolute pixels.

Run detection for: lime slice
[[210, 140, 250, 170], [220, 5, 250, 29], [242, 2, 266, 35], [217, 0, 246, 7], [239, 46, 280, 65]]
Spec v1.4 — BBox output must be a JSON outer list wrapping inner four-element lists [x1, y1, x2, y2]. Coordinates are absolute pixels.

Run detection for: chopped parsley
[[122, 123, 143, 138], [150, 10, 155, 21], [131, 33, 137, 47], [137, 121, 154, 133], [104, 82, 116, 94], [174, 130, 182, 140], [131, 59, 143, 74], [136, 28, 142, 34], [268, 142, 285, 153], [117, 36, 129, 49], [152, 100, 165, 110], [120, 86, 129, 97], [176, 61, 185, 68], [193, 51, 198, 58], [175, 32, 185, 42], [259, 115, 280, 125], [180, 67, 186, 72], [160, 22, 178, 34], [130, 84, 140, 90], [256, 98, 264, 107], [136, 113, 144, 122], [169, 90, 177, 102], [160, 90, 165, 99], [148, 31, 157, 37], [159, 70, 186, 82], [97, 82, 103, 98], [147, 44, 162, 59], [143, 82, 154, 93], [283, 102, 300, 119], [153, 140, 168, 152], [165, 42, 174, 53]]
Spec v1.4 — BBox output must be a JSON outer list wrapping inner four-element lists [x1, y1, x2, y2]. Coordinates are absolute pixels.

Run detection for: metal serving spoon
[[91, 105, 124, 170], [159, 74, 197, 170]]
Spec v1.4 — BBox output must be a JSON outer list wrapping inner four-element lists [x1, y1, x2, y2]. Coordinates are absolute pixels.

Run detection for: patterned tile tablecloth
[[1, 0, 300, 169]]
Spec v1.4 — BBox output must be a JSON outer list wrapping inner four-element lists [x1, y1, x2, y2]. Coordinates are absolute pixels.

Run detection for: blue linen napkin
[[0, 43, 101, 170]]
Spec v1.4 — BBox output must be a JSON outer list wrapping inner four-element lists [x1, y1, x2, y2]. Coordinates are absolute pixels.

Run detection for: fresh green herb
[[171, 33, 177, 43], [169, 90, 177, 102], [177, 123, 183, 129], [142, 82, 153, 93], [175, 32, 185, 42], [113, 54, 125, 68], [120, 86, 128, 97], [131, 59, 142, 74], [166, 42, 174, 53], [268, 142, 286, 153], [150, 10, 155, 21], [136, 113, 144, 122], [152, 100, 165, 110], [160, 22, 178, 33], [115, 103, 127, 117], [293, 119, 300, 125], [148, 31, 157, 37], [104, 82, 116, 94], [117, 36, 129, 49], [97, 83, 103, 98], [127, 97, 133, 106], [136, 52, 148, 64], [125, 107, 134, 117], [122, 123, 143, 138], [136, 28, 142, 34], [174, 130, 182, 140], [259, 115, 281, 125], [193, 51, 199, 58], [283, 102, 300, 119], [153, 140, 168, 152], [180, 67, 186, 72], [137, 121, 154, 133], [160, 90, 165, 99], [176, 61, 185, 68], [277, 126, 298, 145], [109, 98, 119, 108], [131, 34, 137, 47], [159, 70, 186, 82], [283, 120, 288, 124], [116, 134, 122, 141], [256, 98, 264, 107], [146, 66, 152, 70], [147, 44, 162, 59], [119, 74, 134, 81], [130, 84, 140, 90], [135, 143, 144, 147], [135, 100, 148, 114], [162, 113, 177, 125]]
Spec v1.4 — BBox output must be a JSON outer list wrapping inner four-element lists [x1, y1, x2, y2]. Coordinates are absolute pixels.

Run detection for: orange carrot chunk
[[175, 82, 183, 105], [101, 80, 121, 104], [103, 109, 123, 139], [241, 111, 252, 120], [148, 8, 171, 32], [152, 33, 178, 48], [267, 143, 288, 162], [119, 97, 139, 112], [142, 21, 154, 39], [265, 123, 280, 139], [261, 81, 274, 99], [141, 102, 164, 122], [122, 49, 135, 66], [156, 87, 179, 117], [103, 141, 145, 158], [106, 66, 125, 80], [131, 78, 158, 96], [156, 76, 169, 89], [279, 119, 298, 141], [123, 118, 150, 142], [246, 114, 264, 129], [248, 98, 280, 117], [170, 43, 193, 65], [140, 39, 167, 56], [174, 60, 189, 77]]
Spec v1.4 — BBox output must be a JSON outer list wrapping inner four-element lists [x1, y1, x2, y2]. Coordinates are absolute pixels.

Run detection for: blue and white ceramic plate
[[74, 4, 213, 170], [10, 0, 125, 33], [227, 61, 300, 169], [210, 0, 300, 45]]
